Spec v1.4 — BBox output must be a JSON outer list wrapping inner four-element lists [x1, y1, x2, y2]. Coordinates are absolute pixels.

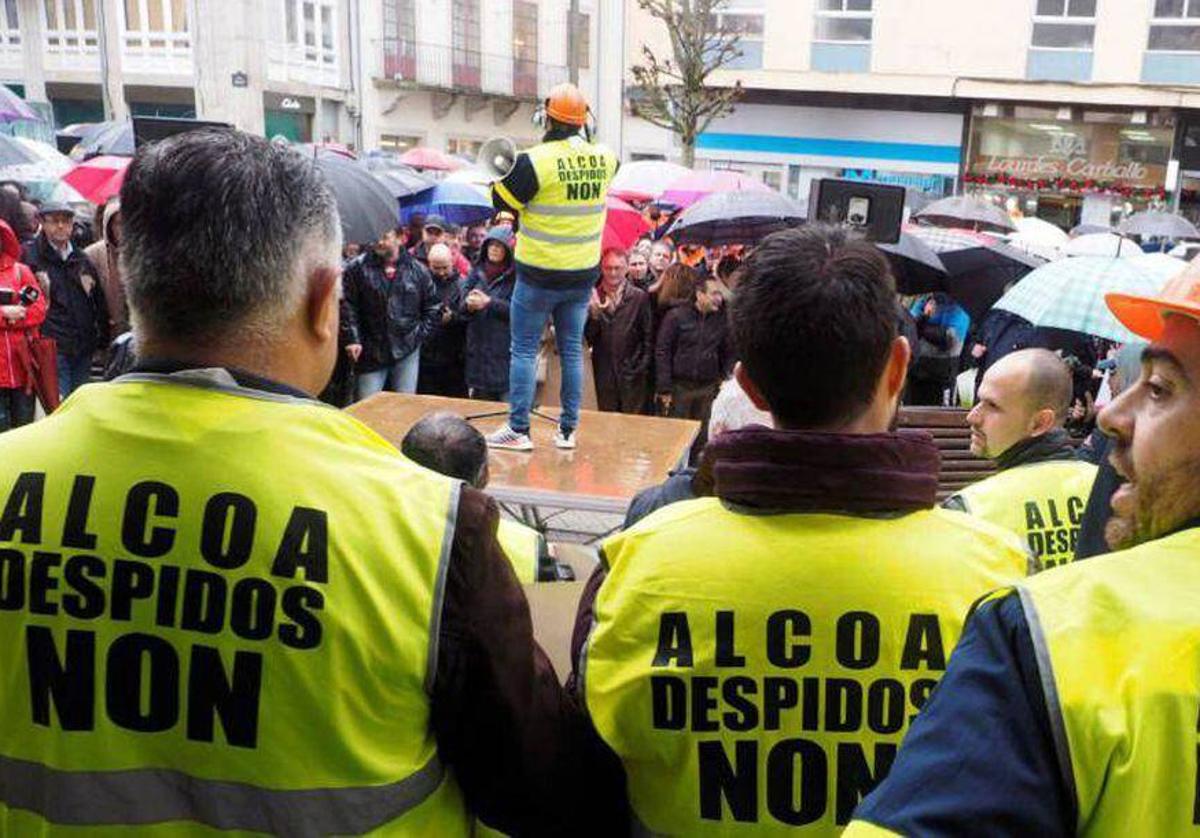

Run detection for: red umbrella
[[398, 147, 467, 172], [602, 195, 651, 251], [62, 155, 130, 205], [660, 170, 771, 210]]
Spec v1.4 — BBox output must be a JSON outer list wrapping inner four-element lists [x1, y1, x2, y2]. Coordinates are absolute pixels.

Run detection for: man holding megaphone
[[485, 83, 617, 451]]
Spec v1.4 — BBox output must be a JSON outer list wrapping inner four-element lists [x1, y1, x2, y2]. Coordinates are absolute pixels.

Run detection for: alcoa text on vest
[[583, 496, 1029, 836], [0, 375, 472, 835], [952, 460, 1097, 568], [498, 136, 617, 273]]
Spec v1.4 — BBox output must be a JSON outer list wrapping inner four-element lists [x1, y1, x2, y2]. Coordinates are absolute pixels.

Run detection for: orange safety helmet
[[545, 82, 590, 127]]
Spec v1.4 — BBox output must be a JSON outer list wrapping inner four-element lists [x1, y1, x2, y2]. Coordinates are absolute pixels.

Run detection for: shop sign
[[968, 118, 1171, 190]]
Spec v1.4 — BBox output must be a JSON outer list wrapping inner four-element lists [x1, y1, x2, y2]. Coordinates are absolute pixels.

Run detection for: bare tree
[[629, 0, 744, 168]]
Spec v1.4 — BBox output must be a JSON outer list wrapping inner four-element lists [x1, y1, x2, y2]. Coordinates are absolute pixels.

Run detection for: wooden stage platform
[[347, 393, 700, 518]]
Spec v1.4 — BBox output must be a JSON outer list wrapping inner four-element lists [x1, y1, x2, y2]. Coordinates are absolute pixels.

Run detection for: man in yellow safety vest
[[487, 82, 617, 453], [945, 348, 1097, 568], [0, 129, 624, 835], [847, 264, 1200, 835], [570, 225, 1029, 836]]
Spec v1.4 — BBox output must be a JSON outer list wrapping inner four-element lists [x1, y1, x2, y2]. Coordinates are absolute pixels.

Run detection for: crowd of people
[[1, 109, 1199, 834]]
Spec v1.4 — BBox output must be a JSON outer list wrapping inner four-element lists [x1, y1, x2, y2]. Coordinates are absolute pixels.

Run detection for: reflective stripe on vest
[[0, 374, 471, 835], [583, 498, 1028, 835], [515, 137, 616, 273], [1018, 527, 1200, 835], [497, 519, 542, 584], [951, 459, 1097, 569], [0, 752, 444, 833]]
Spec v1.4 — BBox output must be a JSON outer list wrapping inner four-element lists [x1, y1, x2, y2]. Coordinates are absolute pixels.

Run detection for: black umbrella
[[373, 165, 435, 199], [310, 149, 398, 245], [666, 189, 805, 246], [877, 233, 947, 294]]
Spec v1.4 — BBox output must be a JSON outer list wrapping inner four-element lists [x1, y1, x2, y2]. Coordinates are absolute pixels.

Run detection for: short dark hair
[[401, 412, 488, 487], [120, 129, 339, 343], [732, 225, 897, 429]]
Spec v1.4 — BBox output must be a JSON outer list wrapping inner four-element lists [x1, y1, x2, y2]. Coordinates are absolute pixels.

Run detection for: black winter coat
[[343, 250, 440, 371], [654, 304, 734, 392], [421, 270, 467, 370], [461, 265, 515, 393], [22, 234, 108, 357]]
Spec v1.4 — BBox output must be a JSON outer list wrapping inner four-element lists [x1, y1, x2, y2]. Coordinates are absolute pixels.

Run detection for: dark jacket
[[585, 281, 653, 413], [342, 249, 440, 371], [654, 303, 734, 392], [462, 233, 516, 393], [420, 269, 467, 370], [22, 232, 108, 357]]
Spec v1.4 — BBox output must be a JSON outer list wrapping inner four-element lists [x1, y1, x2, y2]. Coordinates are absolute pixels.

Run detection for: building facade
[[1, 1, 615, 159], [1, 0, 359, 142], [356, 0, 610, 156], [624, 0, 1200, 227]]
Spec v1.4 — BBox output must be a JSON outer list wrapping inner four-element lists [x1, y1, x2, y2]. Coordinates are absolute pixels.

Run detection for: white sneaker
[[554, 427, 577, 450], [486, 425, 533, 451]]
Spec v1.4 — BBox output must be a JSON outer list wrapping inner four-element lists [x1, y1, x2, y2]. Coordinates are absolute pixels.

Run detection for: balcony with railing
[[381, 40, 568, 100], [42, 0, 101, 73]]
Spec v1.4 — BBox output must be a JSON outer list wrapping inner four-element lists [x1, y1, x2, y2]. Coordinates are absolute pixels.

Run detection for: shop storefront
[[263, 93, 314, 143], [695, 102, 964, 205], [964, 107, 1176, 230]]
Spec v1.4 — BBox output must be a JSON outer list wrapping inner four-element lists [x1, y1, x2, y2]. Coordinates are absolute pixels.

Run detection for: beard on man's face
[[1105, 445, 1200, 551]]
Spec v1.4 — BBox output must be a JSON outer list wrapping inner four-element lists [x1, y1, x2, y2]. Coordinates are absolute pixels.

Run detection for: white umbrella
[[1062, 233, 1140, 259], [1008, 218, 1069, 261]]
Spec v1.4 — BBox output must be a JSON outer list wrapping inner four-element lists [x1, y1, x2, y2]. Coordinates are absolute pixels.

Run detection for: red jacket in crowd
[[0, 219, 46, 391]]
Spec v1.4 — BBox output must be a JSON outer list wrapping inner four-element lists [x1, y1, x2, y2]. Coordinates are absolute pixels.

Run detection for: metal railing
[[381, 39, 568, 99]]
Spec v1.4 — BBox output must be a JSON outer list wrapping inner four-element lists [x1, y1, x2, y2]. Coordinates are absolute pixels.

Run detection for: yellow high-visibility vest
[[948, 459, 1097, 569], [0, 373, 471, 835], [1019, 527, 1200, 836], [494, 137, 616, 273], [497, 519, 545, 584], [582, 497, 1028, 836]]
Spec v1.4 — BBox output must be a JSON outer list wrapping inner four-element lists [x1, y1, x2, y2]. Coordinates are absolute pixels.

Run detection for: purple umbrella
[[0, 84, 42, 123]]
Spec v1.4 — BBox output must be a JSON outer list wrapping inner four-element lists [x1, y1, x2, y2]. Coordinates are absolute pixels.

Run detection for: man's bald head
[[401, 411, 488, 488], [968, 348, 1073, 459], [996, 348, 1073, 421], [428, 243, 454, 279]]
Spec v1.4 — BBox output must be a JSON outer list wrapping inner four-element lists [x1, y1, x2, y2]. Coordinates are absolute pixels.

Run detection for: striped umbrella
[[994, 255, 1185, 342]]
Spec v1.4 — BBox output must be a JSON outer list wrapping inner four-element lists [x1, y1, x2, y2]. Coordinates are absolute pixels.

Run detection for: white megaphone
[[478, 136, 517, 181]]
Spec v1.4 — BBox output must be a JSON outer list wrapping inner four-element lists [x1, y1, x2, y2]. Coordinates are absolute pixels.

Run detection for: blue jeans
[[508, 276, 591, 434], [355, 350, 421, 401], [57, 352, 93, 399]]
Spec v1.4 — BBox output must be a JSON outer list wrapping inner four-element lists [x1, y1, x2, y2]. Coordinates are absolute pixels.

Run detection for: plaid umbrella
[[994, 255, 1185, 342]]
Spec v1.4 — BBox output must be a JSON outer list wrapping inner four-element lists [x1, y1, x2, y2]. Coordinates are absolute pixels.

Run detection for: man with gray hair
[[0, 129, 625, 835]]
